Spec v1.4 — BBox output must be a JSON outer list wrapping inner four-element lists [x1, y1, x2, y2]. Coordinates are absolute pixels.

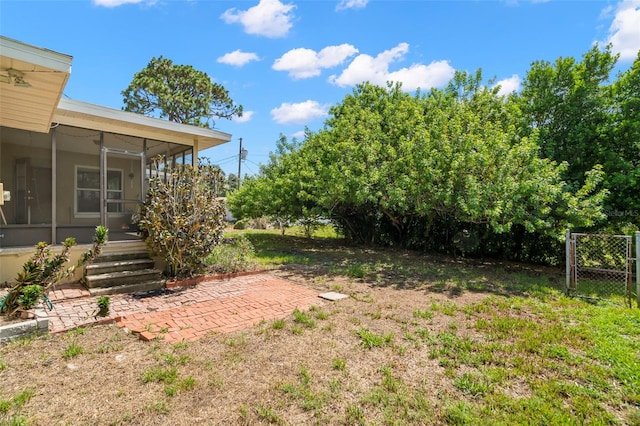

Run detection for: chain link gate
[[566, 231, 638, 307]]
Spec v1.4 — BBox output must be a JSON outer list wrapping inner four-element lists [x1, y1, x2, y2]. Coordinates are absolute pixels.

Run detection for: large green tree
[[122, 56, 243, 128], [608, 51, 640, 224], [229, 134, 319, 233], [516, 45, 616, 182], [307, 78, 605, 246], [231, 78, 607, 261], [516, 45, 638, 228]]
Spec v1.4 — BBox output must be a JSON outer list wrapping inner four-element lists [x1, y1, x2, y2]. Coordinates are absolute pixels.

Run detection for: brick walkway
[[47, 273, 323, 343]]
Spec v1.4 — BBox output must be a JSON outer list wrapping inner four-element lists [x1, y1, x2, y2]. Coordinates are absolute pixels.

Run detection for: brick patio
[[47, 272, 323, 343]]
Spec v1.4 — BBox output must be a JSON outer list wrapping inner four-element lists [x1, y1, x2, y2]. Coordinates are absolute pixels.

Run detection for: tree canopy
[[122, 56, 243, 128], [229, 134, 317, 233], [229, 45, 638, 264], [515, 45, 640, 227]]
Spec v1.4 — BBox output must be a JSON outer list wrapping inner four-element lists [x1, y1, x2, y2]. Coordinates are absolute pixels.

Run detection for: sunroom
[[0, 36, 232, 282]]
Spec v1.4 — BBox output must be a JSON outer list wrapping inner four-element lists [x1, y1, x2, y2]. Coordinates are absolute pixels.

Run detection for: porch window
[[75, 166, 123, 216]]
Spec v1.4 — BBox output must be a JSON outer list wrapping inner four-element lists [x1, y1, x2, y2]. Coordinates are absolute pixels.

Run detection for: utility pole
[[237, 137, 247, 189], [237, 137, 242, 190]]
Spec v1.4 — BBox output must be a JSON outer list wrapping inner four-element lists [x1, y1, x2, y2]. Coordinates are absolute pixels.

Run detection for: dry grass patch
[[1, 233, 638, 425]]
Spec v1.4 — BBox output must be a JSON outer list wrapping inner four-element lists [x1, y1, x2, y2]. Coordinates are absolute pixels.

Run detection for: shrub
[[0, 226, 108, 317], [17, 285, 42, 311], [95, 296, 110, 318], [139, 158, 226, 278], [205, 235, 257, 274], [297, 215, 322, 239], [250, 217, 271, 229]]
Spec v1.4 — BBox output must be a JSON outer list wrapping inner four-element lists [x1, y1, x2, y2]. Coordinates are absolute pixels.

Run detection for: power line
[[243, 162, 256, 176], [247, 159, 261, 166], [210, 154, 238, 164], [216, 157, 238, 167]]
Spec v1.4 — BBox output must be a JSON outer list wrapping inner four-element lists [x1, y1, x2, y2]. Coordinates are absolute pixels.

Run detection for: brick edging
[[165, 269, 268, 289], [49, 315, 122, 334]]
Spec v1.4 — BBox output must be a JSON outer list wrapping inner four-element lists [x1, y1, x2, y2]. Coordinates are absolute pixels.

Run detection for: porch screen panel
[[0, 126, 52, 247], [55, 125, 101, 244]]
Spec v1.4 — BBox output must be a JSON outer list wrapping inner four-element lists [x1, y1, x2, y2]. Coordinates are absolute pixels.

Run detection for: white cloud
[[599, 5, 615, 19], [217, 50, 260, 67], [387, 61, 456, 92], [221, 0, 296, 38], [329, 43, 409, 87], [291, 130, 306, 139], [605, 0, 640, 61], [329, 43, 455, 91], [273, 44, 358, 79], [271, 100, 329, 125], [336, 0, 369, 11], [92, 0, 149, 6], [233, 110, 255, 124], [493, 74, 521, 96]]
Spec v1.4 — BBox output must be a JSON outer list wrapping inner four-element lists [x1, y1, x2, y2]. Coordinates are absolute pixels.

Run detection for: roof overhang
[[0, 36, 72, 133], [53, 98, 232, 151]]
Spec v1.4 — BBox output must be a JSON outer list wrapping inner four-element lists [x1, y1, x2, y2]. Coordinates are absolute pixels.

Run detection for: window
[[75, 166, 123, 216]]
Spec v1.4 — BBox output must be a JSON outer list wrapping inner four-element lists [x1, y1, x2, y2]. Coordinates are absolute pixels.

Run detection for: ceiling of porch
[[0, 36, 72, 134]]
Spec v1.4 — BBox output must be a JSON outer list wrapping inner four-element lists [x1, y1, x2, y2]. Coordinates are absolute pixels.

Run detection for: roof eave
[[0, 36, 73, 133], [53, 98, 232, 151], [0, 36, 73, 73]]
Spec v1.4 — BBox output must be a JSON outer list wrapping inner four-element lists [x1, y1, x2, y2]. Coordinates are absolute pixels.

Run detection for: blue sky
[[1, 0, 639, 178]]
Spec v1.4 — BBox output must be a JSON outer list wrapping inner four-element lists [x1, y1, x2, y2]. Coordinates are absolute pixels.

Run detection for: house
[[0, 36, 232, 283]]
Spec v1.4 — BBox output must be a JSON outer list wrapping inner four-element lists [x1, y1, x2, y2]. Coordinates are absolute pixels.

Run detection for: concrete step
[[84, 269, 163, 289], [92, 251, 153, 264], [85, 258, 155, 275], [101, 240, 147, 252], [87, 280, 166, 297]]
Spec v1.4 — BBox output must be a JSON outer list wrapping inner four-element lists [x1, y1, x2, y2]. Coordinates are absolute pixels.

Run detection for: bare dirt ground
[[5, 238, 621, 425]]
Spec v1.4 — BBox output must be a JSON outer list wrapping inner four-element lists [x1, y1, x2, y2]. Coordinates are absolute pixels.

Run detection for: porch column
[[141, 139, 147, 196], [51, 126, 57, 244], [99, 132, 105, 226], [193, 139, 199, 168]]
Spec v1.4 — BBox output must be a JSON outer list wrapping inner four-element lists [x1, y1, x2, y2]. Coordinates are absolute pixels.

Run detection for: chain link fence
[[566, 231, 638, 307]]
